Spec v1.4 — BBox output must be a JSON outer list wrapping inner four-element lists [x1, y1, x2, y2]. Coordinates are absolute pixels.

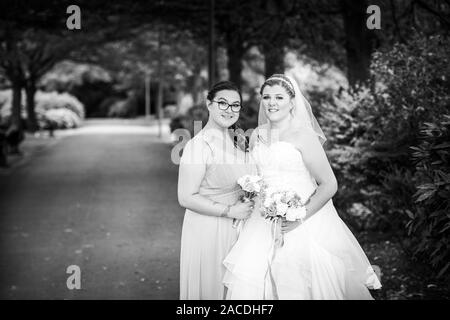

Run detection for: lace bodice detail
[[251, 140, 317, 201]]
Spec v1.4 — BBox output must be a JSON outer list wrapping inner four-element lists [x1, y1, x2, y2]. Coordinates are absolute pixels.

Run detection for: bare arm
[[298, 133, 338, 220], [177, 140, 254, 220], [282, 131, 338, 232], [178, 160, 230, 217]]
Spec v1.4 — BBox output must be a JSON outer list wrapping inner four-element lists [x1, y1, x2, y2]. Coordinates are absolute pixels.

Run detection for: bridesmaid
[[178, 81, 256, 300]]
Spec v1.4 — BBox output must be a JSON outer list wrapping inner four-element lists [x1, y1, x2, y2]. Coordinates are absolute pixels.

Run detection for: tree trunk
[[157, 81, 164, 119], [208, 0, 216, 87], [25, 79, 39, 132], [192, 72, 204, 106], [0, 131, 7, 167], [11, 81, 23, 131], [263, 44, 285, 78], [7, 80, 25, 154], [226, 34, 244, 90], [341, 0, 373, 86], [156, 80, 164, 137]]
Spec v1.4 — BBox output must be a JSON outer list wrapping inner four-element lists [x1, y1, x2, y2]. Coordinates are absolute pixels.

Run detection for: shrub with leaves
[[408, 115, 450, 277], [35, 91, 85, 119], [321, 33, 449, 277], [0, 90, 85, 130], [41, 108, 82, 129], [107, 96, 138, 118], [35, 91, 85, 129]]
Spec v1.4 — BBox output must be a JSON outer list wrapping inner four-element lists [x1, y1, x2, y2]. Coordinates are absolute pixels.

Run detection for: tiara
[[266, 75, 295, 94]]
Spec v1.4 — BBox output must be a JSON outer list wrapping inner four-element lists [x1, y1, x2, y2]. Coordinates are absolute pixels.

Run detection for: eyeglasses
[[212, 100, 241, 113]]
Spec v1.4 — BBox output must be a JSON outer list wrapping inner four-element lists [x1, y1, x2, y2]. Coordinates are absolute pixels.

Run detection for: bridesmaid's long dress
[[179, 128, 256, 300]]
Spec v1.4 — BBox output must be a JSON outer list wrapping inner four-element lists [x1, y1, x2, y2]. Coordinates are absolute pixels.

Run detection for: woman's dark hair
[[206, 81, 248, 152], [206, 81, 242, 103]]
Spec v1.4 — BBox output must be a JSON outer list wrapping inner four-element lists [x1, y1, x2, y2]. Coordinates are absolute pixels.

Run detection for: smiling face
[[206, 89, 241, 129], [261, 85, 294, 124]]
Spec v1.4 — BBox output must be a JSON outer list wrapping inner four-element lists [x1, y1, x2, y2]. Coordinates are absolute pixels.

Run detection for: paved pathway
[[0, 119, 183, 299]]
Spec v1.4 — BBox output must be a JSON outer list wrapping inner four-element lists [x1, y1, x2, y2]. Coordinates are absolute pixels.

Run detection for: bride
[[223, 74, 382, 300]]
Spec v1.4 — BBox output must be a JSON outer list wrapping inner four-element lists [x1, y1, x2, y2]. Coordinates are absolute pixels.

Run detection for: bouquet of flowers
[[234, 174, 263, 228], [259, 187, 308, 298], [260, 187, 307, 246], [260, 188, 306, 222]]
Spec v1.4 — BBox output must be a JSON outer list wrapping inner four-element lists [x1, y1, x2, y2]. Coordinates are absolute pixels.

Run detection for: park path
[[0, 119, 184, 299]]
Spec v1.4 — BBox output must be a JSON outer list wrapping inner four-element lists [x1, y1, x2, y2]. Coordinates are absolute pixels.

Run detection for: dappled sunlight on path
[[58, 118, 172, 140]]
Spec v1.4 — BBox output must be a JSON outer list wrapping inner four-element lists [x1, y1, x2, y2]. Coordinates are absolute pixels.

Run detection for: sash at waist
[[199, 186, 242, 205]]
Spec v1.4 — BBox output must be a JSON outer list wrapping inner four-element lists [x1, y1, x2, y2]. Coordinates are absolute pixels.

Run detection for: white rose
[[286, 190, 296, 200], [285, 207, 307, 221], [273, 193, 283, 202], [265, 187, 274, 195], [285, 208, 299, 221], [264, 198, 273, 208], [237, 176, 247, 187], [243, 182, 255, 192], [276, 202, 289, 216]]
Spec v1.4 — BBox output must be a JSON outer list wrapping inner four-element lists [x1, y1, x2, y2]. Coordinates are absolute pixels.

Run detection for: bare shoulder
[[185, 130, 214, 155], [285, 127, 321, 151], [255, 123, 270, 135], [248, 125, 264, 149], [254, 124, 270, 141]]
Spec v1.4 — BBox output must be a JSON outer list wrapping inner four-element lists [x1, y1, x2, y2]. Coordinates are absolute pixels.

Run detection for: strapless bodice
[[251, 140, 317, 201]]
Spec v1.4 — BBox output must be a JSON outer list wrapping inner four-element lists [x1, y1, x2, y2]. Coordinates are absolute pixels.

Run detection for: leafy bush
[[35, 91, 85, 119], [40, 60, 115, 117], [408, 115, 450, 277], [321, 33, 449, 276], [107, 97, 138, 118], [0, 89, 85, 130], [35, 91, 84, 129], [40, 108, 82, 129]]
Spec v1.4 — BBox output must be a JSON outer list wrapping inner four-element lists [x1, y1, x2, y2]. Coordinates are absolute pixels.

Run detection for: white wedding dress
[[223, 138, 382, 300]]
